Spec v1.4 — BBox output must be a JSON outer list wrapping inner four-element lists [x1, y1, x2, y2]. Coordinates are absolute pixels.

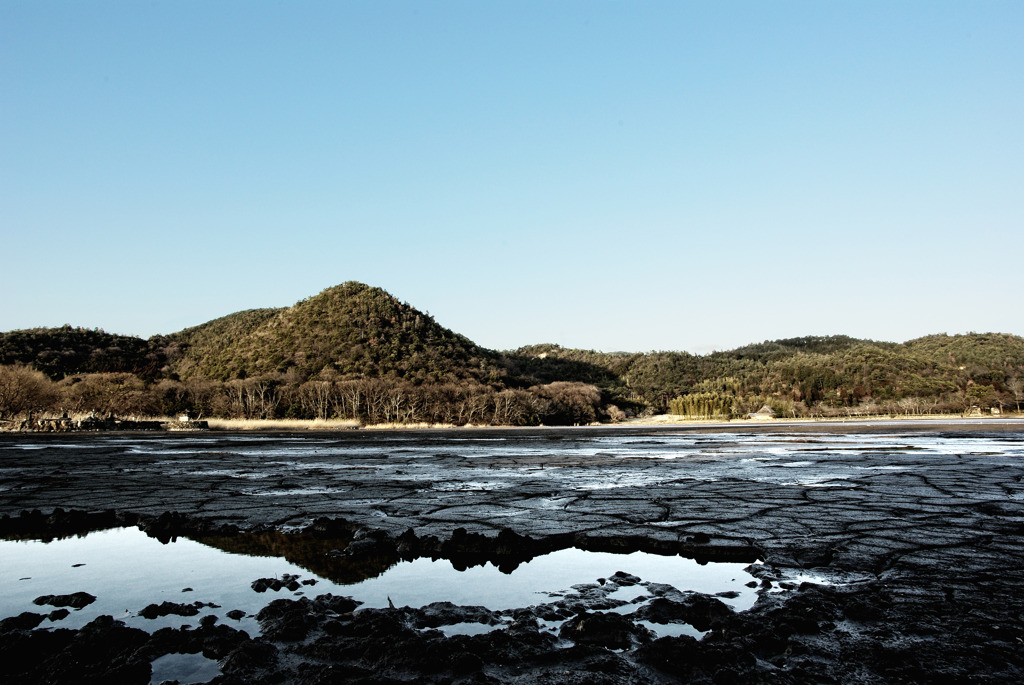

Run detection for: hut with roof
[[749, 405, 776, 420]]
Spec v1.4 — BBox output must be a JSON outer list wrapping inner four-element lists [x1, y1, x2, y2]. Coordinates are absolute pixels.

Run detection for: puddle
[[1, 527, 759, 631], [360, 548, 758, 612], [0, 527, 764, 682], [242, 487, 341, 496], [422, 621, 503, 637], [149, 652, 221, 684], [772, 568, 876, 589], [636, 620, 707, 640], [607, 583, 649, 604]]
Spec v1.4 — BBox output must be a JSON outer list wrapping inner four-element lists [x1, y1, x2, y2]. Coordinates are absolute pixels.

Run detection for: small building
[[750, 405, 776, 420]]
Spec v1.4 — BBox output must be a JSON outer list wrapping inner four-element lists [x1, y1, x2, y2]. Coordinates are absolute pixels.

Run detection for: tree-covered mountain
[[166, 282, 503, 384], [2, 282, 1022, 424]]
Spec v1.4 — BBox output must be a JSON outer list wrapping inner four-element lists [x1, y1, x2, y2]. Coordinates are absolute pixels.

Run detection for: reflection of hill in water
[[0, 509, 761, 587], [191, 531, 405, 585], [189, 529, 760, 586], [188, 530, 554, 585]]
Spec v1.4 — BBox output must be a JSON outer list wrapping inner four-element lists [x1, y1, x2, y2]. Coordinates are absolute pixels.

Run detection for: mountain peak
[[168, 283, 497, 383]]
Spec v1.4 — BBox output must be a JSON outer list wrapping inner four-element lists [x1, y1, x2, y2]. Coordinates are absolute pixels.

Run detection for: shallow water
[[149, 652, 220, 685], [1, 527, 758, 640]]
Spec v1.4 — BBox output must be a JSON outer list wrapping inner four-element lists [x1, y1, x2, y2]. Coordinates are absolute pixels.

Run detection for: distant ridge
[[0, 325, 166, 380], [1, 283, 1022, 423]]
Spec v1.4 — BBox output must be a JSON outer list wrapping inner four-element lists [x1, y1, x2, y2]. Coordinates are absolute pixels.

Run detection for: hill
[[166, 282, 504, 384], [505, 333, 1024, 416], [2, 283, 1022, 424]]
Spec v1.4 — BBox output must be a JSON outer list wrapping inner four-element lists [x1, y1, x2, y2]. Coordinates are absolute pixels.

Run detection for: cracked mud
[[2, 421, 1024, 683]]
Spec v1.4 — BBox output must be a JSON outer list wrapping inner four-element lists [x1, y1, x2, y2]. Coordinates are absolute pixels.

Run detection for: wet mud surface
[[2, 421, 1024, 683]]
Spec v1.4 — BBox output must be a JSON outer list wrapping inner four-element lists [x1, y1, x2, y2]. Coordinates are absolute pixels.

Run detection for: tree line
[[513, 334, 1024, 418], [0, 365, 613, 427], [2, 282, 1022, 425]]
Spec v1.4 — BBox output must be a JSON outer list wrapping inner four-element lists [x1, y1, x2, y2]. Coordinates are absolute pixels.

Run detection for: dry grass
[[362, 422, 457, 430], [206, 418, 360, 431], [624, 412, 1022, 426]]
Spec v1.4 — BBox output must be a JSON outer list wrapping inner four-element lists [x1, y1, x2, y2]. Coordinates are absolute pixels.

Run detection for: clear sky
[[2, 1, 1022, 353]]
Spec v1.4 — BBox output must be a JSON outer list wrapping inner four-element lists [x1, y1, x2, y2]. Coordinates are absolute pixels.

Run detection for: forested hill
[[1, 282, 1022, 423], [0, 325, 169, 380], [505, 333, 1024, 417], [166, 282, 504, 383]]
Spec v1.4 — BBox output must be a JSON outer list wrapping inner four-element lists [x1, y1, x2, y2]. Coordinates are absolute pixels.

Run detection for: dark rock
[[636, 635, 756, 680], [48, 609, 70, 622], [314, 594, 360, 614], [609, 571, 641, 586], [32, 591, 96, 609], [251, 574, 300, 593], [138, 601, 201, 619], [38, 615, 151, 684], [536, 604, 574, 621], [0, 625, 77, 682], [220, 639, 279, 675], [634, 594, 734, 632], [257, 598, 316, 641], [1, 612, 46, 631], [225, 609, 246, 621], [417, 601, 498, 629], [559, 611, 652, 649], [450, 650, 485, 675]]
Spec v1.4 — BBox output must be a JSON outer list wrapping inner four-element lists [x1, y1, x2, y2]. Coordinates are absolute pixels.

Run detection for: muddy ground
[[2, 421, 1023, 683]]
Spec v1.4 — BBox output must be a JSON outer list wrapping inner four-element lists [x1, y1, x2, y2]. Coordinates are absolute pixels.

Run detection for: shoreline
[[206, 413, 1024, 433], [4, 413, 1022, 434]]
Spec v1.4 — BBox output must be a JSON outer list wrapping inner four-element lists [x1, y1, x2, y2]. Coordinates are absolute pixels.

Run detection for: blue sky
[[2, 1, 1021, 353]]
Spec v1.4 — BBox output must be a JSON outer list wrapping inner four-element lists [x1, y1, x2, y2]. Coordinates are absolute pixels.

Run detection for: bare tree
[[56, 372, 153, 416], [298, 380, 335, 420], [0, 365, 55, 420], [1008, 377, 1024, 413]]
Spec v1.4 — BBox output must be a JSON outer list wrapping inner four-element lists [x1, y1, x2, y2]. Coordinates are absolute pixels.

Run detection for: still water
[[1, 527, 758, 639]]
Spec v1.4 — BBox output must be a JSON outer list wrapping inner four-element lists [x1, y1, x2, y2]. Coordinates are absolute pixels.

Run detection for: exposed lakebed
[[2, 421, 1023, 683]]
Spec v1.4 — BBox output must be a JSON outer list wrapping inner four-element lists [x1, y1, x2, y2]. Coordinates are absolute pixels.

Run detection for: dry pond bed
[[2, 421, 1023, 683]]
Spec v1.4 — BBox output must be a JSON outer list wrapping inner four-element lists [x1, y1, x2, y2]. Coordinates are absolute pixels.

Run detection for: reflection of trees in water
[[0, 507, 758, 585], [192, 531, 403, 586], [193, 528, 759, 586]]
